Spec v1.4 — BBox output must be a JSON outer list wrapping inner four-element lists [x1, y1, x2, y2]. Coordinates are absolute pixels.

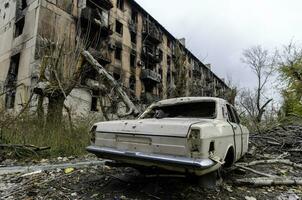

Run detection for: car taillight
[[188, 129, 201, 154], [90, 125, 97, 144]]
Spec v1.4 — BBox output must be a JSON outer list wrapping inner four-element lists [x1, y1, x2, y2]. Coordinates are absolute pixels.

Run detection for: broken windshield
[[141, 101, 216, 119]]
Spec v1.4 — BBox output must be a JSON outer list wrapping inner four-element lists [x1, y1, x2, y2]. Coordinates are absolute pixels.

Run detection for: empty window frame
[[5, 54, 21, 109], [131, 10, 138, 22], [129, 76, 136, 91], [115, 20, 123, 35], [113, 72, 121, 81], [90, 91, 99, 112], [21, 0, 27, 10], [130, 54, 136, 68], [116, 0, 124, 10], [14, 17, 25, 38], [130, 32, 137, 44], [115, 47, 122, 61], [167, 38, 171, 49], [167, 55, 171, 66]]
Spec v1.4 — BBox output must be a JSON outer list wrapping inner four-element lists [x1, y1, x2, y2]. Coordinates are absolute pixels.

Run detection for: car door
[[226, 104, 242, 161], [230, 106, 245, 157]]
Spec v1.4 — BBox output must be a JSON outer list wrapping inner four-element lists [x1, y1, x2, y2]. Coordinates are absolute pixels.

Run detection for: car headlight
[[189, 129, 201, 153]]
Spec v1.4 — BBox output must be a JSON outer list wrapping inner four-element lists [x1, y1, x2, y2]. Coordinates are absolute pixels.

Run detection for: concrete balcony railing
[[141, 69, 161, 83], [142, 46, 162, 63]]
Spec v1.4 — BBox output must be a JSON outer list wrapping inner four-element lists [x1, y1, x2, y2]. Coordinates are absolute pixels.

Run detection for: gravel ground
[[0, 156, 301, 200]]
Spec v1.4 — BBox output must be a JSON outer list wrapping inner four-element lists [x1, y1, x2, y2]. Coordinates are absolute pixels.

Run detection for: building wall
[[0, 0, 230, 114], [0, 0, 40, 110], [107, 0, 229, 104]]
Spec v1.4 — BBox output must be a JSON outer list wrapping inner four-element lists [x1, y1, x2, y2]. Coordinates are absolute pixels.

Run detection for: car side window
[[226, 104, 236, 123], [231, 107, 240, 124]]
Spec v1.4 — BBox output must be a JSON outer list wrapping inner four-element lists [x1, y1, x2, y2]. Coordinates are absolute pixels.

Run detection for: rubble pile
[[0, 125, 302, 199], [250, 125, 302, 162]]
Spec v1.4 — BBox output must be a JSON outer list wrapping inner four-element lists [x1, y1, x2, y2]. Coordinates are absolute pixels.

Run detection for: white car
[[87, 97, 249, 176]]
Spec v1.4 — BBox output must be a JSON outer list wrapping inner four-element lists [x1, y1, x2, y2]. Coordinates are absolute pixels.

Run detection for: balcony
[[142, 19, 163, 44], [141, 69, 161, 83], [88, 47, 111, 65], [142, 46, 162, 64], [80, 7, 112, 37]]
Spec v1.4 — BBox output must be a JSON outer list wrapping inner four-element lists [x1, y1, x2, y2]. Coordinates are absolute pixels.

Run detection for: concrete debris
[[0, 160, 105, 175], [277, 192, 300, 200]]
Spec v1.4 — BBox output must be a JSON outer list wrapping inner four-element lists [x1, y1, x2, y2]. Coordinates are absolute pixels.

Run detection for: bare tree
[[241, 45, 275, 123], [168, 42, 188, 98], [225, 76, 238, 105]]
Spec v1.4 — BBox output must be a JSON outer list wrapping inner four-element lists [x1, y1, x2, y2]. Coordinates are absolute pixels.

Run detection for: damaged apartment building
[[0, 0, 230, 115]]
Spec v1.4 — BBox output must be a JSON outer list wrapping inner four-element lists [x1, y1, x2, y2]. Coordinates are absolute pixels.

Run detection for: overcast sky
[[135, 0, 302, 90]]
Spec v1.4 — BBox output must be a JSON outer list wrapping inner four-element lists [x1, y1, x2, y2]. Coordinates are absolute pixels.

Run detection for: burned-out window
[[158, 49, 163, 61], [167, 55, 171, 66], [113, 72, 121, 81], [115, 20, 123, 35], [90, 91, 99, 112], [167, 38, 171, 49], [5, 54, 20, 109], [130, 32, 136, 44], [130, 54, 136, 68], [116, 0, 124, 10], [129, 76, 136, 91], [159, 68, 162, 79], [14, 17, 25, 38], [131, 10, 138, 22], [21, 0, 27, 10], [115, 47, 122, 61], [141, 101, 217, 119], [167, 72, 171, 85]]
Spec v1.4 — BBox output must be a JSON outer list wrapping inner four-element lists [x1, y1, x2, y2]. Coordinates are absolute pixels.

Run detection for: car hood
[[94, 118, 212, 138]]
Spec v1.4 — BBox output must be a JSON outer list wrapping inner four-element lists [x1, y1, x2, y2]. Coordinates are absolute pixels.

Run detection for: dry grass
[[1, 114, 97, 158]]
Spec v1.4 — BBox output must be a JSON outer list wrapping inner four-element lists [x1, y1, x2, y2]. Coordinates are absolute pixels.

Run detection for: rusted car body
[[87, 97, 249, 176]]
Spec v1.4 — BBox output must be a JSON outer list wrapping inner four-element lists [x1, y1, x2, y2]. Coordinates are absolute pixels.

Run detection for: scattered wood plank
[[236, 177, 302, 186], [234, 164, 276, 178], [237, 159, 302, 170]]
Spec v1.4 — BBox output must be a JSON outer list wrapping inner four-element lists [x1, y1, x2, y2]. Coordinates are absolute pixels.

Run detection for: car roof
[[152, 97, 228, 107]]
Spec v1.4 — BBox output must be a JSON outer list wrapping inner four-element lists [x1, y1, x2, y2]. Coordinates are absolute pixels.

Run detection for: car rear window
[[142, 101, 216, 119]]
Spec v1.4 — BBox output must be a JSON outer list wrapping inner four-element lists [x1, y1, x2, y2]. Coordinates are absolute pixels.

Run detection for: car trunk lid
[[95, 118, 210, 138]]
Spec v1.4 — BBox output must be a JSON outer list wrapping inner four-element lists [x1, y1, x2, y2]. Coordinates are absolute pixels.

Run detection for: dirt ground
[[1, 125, 302, 200], [0, 160, 301, 200]]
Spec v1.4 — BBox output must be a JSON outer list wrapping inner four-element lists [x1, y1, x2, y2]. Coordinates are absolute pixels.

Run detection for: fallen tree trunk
[[237, 159, 302, 170], [82, 51, 139, 117], [236, 177, 302, 186]]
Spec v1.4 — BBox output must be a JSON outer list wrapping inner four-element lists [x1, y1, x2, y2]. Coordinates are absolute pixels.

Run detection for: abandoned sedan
[[87, 97, 249, 176]]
